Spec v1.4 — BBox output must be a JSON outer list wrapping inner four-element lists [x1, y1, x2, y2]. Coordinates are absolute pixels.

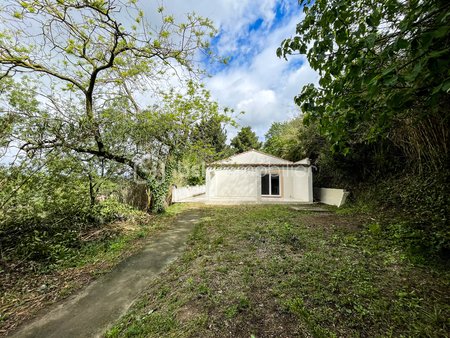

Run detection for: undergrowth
[[340, 168, 450, 265], [0, 202, 189, 336], [0, 198, 147, 272], [106, 205, 450, 337]]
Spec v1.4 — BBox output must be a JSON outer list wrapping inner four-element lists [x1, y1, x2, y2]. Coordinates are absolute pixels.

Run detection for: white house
[[205, 150, 313, 203]]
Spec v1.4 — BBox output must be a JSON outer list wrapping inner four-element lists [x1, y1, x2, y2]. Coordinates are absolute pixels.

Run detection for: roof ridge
[[211, 149, 294, 164], [249, 149, 294, 163]]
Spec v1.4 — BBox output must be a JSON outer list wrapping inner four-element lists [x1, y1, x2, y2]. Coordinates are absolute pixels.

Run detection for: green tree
[[263, 120, 301, 161], [174, 115, 231, 186], [192, 115, 228, 155], [278, 0, 450, 257], [230, 126, 261, 153], [278, 0, 450, 170], [263, 122, 286, 156], [134, 81, 230, 210], [264, 117, 326, 162], [0, 0, 217, 212]]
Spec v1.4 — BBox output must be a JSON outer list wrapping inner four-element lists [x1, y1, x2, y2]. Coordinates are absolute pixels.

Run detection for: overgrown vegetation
[[279, 0, 449, 163], [106, 205, 450, 337], [0, 155, 138, 265], [268, 0, 450, 259], [0, 0, 233, 213], [0, 0, 231, 282], [0, 0, 448, 334], [0, 3, 234, 333], [262, 115, 449, 260], [0, 201, 189, 336]]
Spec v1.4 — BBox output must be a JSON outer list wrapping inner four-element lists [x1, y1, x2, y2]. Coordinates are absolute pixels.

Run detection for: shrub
[[352, 168, 450, 261], [0, 167, 142, 266]]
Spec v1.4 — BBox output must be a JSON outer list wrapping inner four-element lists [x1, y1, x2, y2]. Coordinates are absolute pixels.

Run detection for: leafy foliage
[[230, 126, 262, 153], [140, 81, 231, 211], [347, 169, 450, 260], [173, 115, 234, 186], [0, 156, 138, 264], [263, 117, 325, 162], [192, 115, 228, 157], [263, 121, 298, 160], [0, 0, 221, 212], [276, 0, 450, 258], [279, 0, 450, 169], [0, 2, 233, 273]]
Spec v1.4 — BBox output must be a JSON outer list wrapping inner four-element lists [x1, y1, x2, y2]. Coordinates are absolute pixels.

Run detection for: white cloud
[[140, 0, 319, 141], [206, 15, 319, 140]]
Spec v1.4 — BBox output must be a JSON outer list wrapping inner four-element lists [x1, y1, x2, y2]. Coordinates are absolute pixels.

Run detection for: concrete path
[[10, 210, 201, 338], [290, 206, 329, 212]]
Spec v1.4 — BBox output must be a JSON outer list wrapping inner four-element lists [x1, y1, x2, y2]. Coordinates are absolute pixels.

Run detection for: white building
[[205, 150, 313, 204]]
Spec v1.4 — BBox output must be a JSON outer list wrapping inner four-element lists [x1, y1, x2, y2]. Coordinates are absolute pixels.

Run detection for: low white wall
[[314, 188, 349, 207], [172, 185, 206, 202]]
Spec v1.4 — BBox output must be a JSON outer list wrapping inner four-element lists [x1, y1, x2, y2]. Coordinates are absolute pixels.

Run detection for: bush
[[0, 166, 142, 266], [350, 169, 450, 261], [91, 198, 141, 224]]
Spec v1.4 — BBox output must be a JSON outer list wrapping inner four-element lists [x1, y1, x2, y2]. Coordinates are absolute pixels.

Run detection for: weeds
[[0, 203, 190, 336], [107, 205, 450, 337]]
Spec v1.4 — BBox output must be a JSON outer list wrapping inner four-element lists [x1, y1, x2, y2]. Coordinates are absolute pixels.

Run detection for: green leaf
[[383, 74, 398, 86], [428, 47, 449, 58], [404, 62, 423, 82], [442, 79, 450, 92], [395, 38, 409, 50], [431, 25, 449, 39]]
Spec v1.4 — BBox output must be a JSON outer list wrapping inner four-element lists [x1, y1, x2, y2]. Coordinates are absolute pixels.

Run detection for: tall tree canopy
[[263, 117, 325, 162], [0, 0, 220, 212], [279, 0, 450, 169], [230, 126, 261, 153], [263, 120, 300, 161], [0, 0, 213, 157], [192, 115, 228, 155]]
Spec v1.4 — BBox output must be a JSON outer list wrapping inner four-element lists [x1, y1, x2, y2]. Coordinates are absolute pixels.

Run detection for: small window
[[261, 173, 280, 196]]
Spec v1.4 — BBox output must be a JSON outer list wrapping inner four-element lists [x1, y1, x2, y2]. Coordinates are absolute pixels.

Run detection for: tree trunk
[[88, 173, 96, 207], [148, 158, 175, 213]]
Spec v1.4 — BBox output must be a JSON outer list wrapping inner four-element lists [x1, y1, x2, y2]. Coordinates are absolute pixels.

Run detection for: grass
[[58, 202, 192, 270], [0, 203, 191, 336], [106, 205, 450, 338]]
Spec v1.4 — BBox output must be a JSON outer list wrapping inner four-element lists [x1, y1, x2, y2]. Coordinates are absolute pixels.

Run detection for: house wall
[[206, 168, 258, 202], [279, 167, 312, 202], [206, 166, 313, 203], [291, 166, 313, 202]]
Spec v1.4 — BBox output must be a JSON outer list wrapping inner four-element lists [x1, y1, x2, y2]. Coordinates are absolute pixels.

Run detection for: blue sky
[[205, 1, 297, 74], [203, 0, 318, 141], [145, 0, 319, 141]]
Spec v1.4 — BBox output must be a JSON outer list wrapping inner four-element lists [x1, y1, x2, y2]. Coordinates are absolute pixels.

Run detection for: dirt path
[[9, 210, 201, 338]]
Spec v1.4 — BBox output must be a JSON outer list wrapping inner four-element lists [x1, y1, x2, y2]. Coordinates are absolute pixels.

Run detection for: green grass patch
[[107, 205, 450, 337]]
